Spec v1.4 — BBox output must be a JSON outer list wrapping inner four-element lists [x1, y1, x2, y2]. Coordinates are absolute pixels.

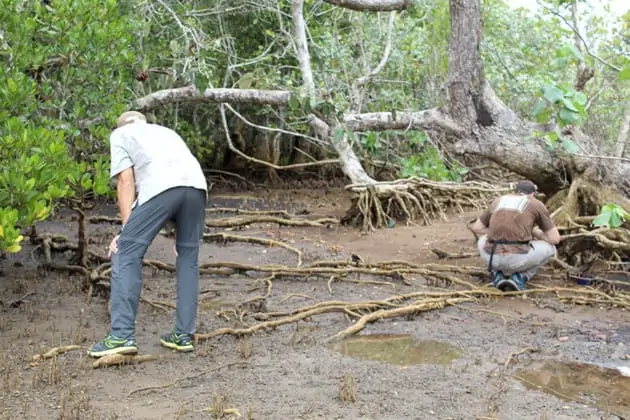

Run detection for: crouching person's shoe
[[87, 334, 138, 358], [510, 272, 528, 290], [160, 330, 194, 352], [491, 271, 506, 288], [494, 272, 528, 292]]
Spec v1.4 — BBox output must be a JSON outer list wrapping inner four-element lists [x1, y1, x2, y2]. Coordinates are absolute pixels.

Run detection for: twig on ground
[[8, 292, 36, 308], [431, 248, 477, 260], [203, 232, 303, 266], [504, 347, 540, 370], [31, 345, 82, 365], [127, 362, 250, 397]]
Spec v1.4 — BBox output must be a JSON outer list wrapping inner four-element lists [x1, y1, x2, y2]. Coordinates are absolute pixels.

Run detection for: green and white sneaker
[[160, 331, 194, 352], [87, 334, 138, 358]]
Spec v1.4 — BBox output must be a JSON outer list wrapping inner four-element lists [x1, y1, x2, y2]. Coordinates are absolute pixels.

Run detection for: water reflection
[[330, 334, 462, 366]]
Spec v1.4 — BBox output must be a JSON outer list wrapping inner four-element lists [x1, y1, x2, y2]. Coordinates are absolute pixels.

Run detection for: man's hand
[[108, 234, 120, 258], [533, 226, 561, 245], [469, 218, 489, 236]]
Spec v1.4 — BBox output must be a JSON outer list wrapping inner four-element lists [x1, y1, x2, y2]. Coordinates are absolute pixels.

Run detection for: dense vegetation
[[1, 0, 629, 253]]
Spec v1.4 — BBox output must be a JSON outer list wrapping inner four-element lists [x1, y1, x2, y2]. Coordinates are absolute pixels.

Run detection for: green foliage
[[0, 0, 143, 253], [399, 150, 469, 182], [532, 75, 588, 128], [390, 131, 468, 181], [0, 119, 73, 252], [592, 204, 630, 229], [530, 70, 588, 154]]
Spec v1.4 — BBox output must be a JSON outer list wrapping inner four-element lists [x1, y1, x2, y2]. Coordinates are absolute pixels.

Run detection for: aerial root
[[203, 232, 303, 266], [92, 354, 161, 369], [194, 284, 630, 342], [30, 345, 82, 366], [547, 177, 630, 270], [87, 209, 339, 229], [342, 178, 512, 230], [431, 248, 477, 260]]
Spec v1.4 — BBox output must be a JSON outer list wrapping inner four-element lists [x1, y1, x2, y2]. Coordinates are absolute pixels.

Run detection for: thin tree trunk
[[614, 104, 630, 158]]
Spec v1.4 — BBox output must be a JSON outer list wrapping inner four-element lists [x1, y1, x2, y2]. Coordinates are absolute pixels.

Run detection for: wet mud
[[1, 188, 630, 419]]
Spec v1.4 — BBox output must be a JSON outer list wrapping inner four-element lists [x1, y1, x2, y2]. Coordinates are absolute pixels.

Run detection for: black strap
[[487, 239, 532, 281]]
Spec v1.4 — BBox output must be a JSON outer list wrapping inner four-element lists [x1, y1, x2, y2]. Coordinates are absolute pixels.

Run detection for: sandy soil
[[1, 187, 629, 420]]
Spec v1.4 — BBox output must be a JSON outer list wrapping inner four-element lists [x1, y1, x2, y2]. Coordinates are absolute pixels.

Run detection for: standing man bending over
[[468, 180, 560, 292], [88, 111, 208, 357]]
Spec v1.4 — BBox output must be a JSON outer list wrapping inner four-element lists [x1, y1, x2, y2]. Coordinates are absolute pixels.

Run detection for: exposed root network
[[546, 177, 630, 274], [342, 177, 512, 231]]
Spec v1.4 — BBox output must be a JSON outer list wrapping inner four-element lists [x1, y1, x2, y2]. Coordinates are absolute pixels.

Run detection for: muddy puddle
[[330, 334, 462, 366], [514, 360, 630, 414]]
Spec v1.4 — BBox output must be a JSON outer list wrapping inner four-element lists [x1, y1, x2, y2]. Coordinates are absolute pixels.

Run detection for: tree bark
[[437, 0, 630, 195], [614, 103, 630, 158], [134, 86, 291, 110], [323, 0, 412, 11]]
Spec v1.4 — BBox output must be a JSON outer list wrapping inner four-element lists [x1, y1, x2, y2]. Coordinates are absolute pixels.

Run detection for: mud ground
[[1, 187, 629, 420]]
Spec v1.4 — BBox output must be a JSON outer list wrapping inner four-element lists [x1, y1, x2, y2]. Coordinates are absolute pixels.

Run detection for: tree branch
[[540, 2, 621, 72], [351, 11, 396, 111], [323, 0, 412, 12], [130, 84, 464, 138], [292, 0, 376, 185], [133, 86, 292, 110], [343, 108, 465, 135], [292, 0, 315, 94], [218, 103, 340, 170]]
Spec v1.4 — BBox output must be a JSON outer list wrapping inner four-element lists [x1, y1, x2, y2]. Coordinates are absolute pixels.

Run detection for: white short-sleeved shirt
[[109, 122, 207, 207]]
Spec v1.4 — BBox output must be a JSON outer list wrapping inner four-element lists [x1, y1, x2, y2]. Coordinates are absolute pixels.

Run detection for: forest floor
[[1, 186, 630, 420]]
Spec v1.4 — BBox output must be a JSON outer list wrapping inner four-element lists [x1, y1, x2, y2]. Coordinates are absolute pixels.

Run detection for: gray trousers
[[110, 186, 206, 339], [477, 235, 556, 280]]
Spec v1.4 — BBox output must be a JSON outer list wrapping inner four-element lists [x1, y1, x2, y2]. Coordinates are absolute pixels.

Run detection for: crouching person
[[87, 111, 208, 358], [468, 180, 560, 291]]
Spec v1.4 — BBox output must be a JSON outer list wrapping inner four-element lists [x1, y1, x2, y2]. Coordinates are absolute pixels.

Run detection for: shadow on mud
[[514, 360, 630, 414], [330, 333, 462, 366]]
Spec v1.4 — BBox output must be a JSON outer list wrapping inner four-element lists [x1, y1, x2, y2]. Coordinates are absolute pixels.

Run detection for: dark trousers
[[109, 186, 206, 339]]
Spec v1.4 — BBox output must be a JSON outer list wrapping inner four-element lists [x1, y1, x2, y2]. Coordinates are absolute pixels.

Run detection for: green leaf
[[542, 84, 564, 103], [237, 72, 254, 89], [592, 204, 629, 229], [332, 128, 345, 143], [560, 138, 579, 154], [545, 131, 560, 143], [573, 92, 587, 107], [591, 213, 610, 227], [558, 108, 581, 125], [619, 67, 630, 82], [557, 43, 583, 61], [5, 244, 21, 253], [534, 108, 553, 124], [609, 212, 623, 229], [288, 95, 300, 111], [531, 100, 547, 117], [561, 98, 578, 112]]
